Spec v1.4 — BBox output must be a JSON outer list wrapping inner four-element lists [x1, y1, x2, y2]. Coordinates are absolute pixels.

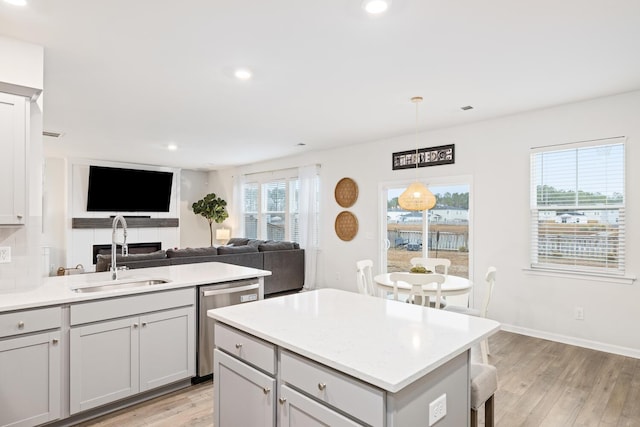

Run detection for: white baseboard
[[500, 323, 640, 359]]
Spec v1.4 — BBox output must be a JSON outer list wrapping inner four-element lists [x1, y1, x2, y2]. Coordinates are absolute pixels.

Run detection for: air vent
[[460, 106, 473, 111], [43, 131, 63, 138]]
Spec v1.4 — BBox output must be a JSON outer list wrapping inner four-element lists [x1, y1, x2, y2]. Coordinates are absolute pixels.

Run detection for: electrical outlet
[[429, 393, 447, 426], [0, 247, 11, 263], [574, 306, 584, 320]]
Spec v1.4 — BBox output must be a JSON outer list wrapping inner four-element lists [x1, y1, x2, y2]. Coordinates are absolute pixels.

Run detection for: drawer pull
[[52, 339, 59, 345], [318, 382, 326, 391], [279, 397, 287, 404], [17, 321, 25, 329], [263, 387, 271, 394], [133, 323, 139, 328], [235, 343, 243, 349], [142, 322, 147, 327]]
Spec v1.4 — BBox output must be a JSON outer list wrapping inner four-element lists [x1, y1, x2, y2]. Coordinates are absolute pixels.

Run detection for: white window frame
[[528, 137, 631, 282], [241, 169, 299, 242]]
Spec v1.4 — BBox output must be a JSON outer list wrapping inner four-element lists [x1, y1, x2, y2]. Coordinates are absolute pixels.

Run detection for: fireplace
[[92, 242, 162, 265]]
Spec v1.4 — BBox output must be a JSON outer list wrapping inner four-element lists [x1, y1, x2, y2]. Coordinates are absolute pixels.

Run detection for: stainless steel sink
[[71, 278, 170, 293]]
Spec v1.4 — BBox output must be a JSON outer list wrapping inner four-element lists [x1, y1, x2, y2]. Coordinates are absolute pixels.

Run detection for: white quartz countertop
[[0, 262, 271, 312], [208, 288, 501, 393]]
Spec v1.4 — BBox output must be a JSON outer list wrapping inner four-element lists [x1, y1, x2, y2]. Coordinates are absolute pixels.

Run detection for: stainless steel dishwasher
[[196, 278, 262, 379]]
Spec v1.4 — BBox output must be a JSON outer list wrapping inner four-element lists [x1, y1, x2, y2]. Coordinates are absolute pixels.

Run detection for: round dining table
[[373, 272, 472, 304]]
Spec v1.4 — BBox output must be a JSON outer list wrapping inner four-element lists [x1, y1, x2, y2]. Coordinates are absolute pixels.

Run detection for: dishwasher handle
[[202, 282, 260, 297]]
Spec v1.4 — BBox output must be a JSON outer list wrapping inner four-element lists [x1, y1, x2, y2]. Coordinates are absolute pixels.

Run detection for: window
[[241, 172, 300, 242], [530, 138, 625, 274]]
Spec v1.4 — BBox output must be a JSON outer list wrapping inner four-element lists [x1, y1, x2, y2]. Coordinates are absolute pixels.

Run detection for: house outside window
[[530, 138, 625, 275]]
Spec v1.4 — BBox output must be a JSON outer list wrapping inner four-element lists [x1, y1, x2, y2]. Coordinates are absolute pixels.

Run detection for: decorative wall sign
[[334, 177, 358, 208], [335, 211, 358, 241], [392, 144, 455, 170]]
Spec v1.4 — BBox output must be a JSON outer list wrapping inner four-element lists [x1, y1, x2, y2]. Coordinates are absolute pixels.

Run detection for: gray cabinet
[[0, 308, 61, 427], [70, 289, 195, 414], [278, 385, 361, 427], [0, 92, 27, 226], [214, 348, 276, 427]]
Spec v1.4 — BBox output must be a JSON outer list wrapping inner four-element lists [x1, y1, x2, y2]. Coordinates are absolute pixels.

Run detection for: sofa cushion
[[95, 250, 167, 272], [166, 247, 218, 258], [247, 239, 265, 248], [258, 241, 295, 251], [227, 238, 250, 246], [217, 245, 259, 254]]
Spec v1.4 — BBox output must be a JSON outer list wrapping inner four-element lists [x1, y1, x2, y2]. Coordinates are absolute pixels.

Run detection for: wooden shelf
[[72, 218, 179, 229]]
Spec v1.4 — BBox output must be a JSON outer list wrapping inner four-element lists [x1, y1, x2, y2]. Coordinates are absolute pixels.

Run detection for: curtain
[[298, 164, 320, 290], [232, 174, 246, 238]]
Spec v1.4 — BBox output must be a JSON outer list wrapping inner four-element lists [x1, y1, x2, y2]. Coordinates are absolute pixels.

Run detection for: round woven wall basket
[[335, 211, 358, 241], [334, 177, 358, 208]]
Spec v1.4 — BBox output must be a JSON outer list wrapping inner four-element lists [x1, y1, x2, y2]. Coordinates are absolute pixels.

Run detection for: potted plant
[[192, 193, 229, 246]]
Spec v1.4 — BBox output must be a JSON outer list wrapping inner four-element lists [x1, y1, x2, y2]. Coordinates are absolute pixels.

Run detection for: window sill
[[522, 267, 636, 285]]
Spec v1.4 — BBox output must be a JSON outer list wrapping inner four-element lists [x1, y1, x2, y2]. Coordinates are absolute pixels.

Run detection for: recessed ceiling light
[[167, 143, 178, 151], [234, 68, 252, 80], [362, 0, 391, 14], [4, 0, 27, 6]]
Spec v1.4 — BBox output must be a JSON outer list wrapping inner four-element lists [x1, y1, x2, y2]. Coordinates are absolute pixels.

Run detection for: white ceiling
[[2, 0, 640, 170]]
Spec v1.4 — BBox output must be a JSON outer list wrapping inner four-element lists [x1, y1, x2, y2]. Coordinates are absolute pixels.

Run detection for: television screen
[[87, 166, 173, 212]]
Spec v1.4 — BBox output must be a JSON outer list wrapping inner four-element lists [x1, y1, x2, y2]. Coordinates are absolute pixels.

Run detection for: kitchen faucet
[[111, 215, 128, 280]]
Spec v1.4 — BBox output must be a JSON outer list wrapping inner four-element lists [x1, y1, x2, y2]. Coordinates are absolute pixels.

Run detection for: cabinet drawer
[[71, 288, 195, 325], [215, 323, 276, 375], [0, 306, 61, 338], [280, 350, 384, 427]]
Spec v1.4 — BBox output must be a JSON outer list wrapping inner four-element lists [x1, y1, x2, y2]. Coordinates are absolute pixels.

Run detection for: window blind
[[530, 138, 625, 274]]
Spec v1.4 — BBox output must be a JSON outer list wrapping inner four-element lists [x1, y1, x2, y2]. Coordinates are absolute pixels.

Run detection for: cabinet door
[[278, 385, 361, 427], [0, 92, 27, 225], [139, 307, 195, 391], [214, 349, 275, 427], [0, 331, 60, 427], [70, 317, 139, 414]]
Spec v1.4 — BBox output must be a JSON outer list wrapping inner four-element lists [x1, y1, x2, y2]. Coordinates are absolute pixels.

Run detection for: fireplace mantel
[[72, 218, 179, 229]]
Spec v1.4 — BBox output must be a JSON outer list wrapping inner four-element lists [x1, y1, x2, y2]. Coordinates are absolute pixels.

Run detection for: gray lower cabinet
[[0, 307, 61, 427], [69, 289, 195, 414], [214, 348, 276, 427], [278, 385, 361, 427]]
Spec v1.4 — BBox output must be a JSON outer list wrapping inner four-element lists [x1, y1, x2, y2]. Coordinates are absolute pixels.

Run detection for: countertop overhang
[[0, 262, 271, 312], [209, 288, 501, 393]]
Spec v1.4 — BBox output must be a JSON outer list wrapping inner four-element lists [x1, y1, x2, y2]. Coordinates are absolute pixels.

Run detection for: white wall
[[0, 36, 43, 292], [216, 91, 640, 356], [179, 169, 212, 248]]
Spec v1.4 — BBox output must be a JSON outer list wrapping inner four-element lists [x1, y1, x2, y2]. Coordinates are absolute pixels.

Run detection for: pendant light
[[397, 96, 436, 211]]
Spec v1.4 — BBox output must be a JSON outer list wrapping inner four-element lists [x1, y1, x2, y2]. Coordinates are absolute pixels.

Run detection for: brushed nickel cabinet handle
[[235, 343, 243, 349], [142, 322, 147, 327], [17, 321, 25, 329], [279, 397, 287, 404], [263, 387, 271, 394], [52, 339, 59, 344], [318, 383, 326, 391], [133, 323, 139, 328]]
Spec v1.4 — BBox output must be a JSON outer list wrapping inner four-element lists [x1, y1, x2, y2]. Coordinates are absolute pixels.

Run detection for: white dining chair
[[410, 257, 451, 275], [445, 266, 497, 363], [389, 272, 446, 308], [356, 259, 377, 297]]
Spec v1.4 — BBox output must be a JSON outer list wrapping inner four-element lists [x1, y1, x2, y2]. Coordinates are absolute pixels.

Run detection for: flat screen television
[[86, 166, 173, 212]]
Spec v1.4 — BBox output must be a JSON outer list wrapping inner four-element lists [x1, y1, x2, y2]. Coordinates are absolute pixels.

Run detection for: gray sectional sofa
[[95, 238, 305, 297]]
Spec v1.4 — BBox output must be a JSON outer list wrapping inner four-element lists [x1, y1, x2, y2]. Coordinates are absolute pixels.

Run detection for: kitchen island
[[209, 288, 501, 426]]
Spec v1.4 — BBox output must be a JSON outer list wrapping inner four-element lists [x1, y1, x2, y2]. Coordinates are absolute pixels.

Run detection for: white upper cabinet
[[0, 92, 27, 226]]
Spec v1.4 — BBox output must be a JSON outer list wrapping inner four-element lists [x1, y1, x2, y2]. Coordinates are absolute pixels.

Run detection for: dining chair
[[445, 266, 497, 363], [389, 272, 446, 308], [470, 363, 498, 427], [356, 259, 377, 297], [409, 257, 451, 275]]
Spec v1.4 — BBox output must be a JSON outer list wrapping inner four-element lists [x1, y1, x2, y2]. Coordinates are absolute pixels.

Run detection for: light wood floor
[[78, 331, 640, 427]]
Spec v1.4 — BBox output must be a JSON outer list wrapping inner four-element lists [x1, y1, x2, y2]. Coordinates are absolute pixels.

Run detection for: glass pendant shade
[[398, 181, 436, 211]]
